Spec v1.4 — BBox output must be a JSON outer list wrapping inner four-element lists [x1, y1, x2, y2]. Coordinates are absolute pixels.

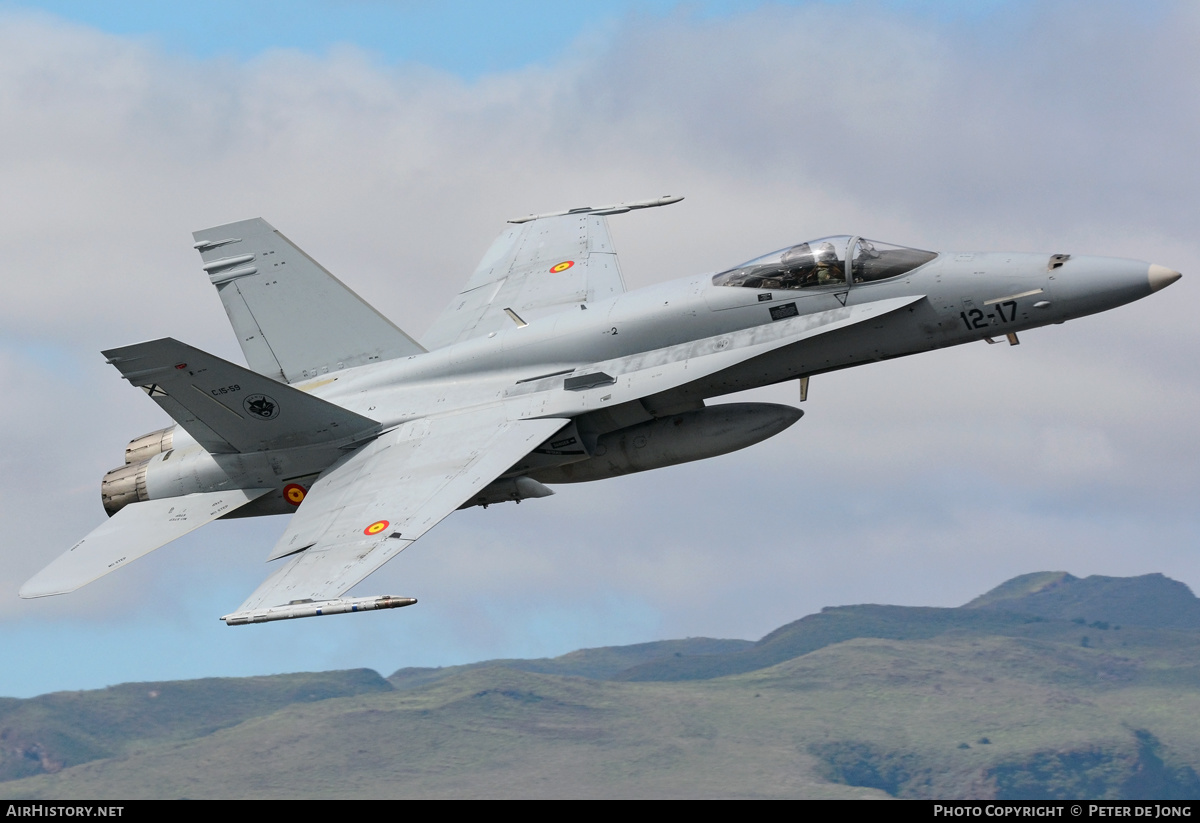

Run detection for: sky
[[1, 0, 1197, 698]]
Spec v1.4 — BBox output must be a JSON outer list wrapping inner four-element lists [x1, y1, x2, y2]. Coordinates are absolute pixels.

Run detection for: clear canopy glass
[[713, 236, 937, 290]]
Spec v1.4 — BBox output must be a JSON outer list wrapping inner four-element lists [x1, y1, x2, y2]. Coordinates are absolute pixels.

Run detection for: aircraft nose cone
[[1148, 264, 1182, 292]]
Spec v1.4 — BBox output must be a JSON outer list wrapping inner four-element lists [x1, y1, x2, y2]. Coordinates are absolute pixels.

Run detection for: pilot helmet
[[814, 241, 837, 265]]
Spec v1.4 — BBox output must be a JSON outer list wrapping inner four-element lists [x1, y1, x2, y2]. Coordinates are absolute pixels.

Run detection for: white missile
[[222, 594, 416, 626], [508, 195, 683, 223]]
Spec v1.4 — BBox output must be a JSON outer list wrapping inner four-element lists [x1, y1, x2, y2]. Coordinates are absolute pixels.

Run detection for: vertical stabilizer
[[192, 218, 425, 383]]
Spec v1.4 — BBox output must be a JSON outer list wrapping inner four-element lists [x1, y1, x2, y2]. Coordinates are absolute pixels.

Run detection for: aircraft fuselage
[[124, 247, 1173, 519]]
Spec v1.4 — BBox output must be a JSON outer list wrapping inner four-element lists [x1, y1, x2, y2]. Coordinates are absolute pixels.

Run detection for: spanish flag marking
[[364, 520, 390, 536]]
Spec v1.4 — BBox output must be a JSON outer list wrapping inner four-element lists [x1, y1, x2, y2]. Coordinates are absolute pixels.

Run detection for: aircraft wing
[[421, 197, 681, 350], [503, 294, 930, 417], [20, 489, 272, 598], [222, 407, 568, 624]]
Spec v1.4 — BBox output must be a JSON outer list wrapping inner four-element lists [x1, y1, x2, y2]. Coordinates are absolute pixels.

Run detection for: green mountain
[[387, 636, 753, 689], [3, 571, 1200, 799], [0, 670, 391, 783], [963, 571, 1200, 630]]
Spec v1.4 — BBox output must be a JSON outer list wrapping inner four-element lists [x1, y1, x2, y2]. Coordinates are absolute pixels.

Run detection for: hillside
[[0, 670, 391, 783], [962, 571, 1200, 629], [3, 571, 1200, 799]]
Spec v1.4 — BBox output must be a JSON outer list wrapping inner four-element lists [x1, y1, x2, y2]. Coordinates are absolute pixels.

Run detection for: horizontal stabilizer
[[20, 489, 271, 598], [193, 218, 426, 383], [103, 338, 380, 454]]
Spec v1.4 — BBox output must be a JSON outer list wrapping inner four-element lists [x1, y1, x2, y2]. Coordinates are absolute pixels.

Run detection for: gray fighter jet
[[20, 197, 1181, 624]]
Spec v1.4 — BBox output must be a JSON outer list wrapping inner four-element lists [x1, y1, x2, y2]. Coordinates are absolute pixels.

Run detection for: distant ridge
[[609, 570, 1200, 682], [4, 570, 1200, 800], [611, 606, 1032, 682], [388, 637, 752, 689], [962, 571, 1200, 630]]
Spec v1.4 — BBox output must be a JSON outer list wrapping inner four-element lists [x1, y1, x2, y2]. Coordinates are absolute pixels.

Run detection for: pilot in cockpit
[[812, 241, 842, 285], [777, 243, 814, 288]]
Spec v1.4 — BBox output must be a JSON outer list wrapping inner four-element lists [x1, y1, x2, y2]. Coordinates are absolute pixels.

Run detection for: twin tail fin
[[192, 218, 425, 383]]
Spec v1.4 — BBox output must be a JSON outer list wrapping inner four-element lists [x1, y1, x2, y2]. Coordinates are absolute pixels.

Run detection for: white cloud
[[1, 2, 1197, 695]]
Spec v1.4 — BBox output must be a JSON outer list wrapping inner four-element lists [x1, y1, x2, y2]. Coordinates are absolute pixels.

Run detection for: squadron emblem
[[243, 394, 279, 420]]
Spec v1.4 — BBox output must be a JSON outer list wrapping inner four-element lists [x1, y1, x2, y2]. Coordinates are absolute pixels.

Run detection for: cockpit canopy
[[712, 236, 937, 290]]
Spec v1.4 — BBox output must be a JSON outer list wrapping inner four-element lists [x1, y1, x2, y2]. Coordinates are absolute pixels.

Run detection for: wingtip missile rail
[[508, 194, 683, 223], [222, 595, 417, 626]]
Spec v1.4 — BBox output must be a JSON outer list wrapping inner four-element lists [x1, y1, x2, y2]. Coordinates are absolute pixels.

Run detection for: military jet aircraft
[[20, 196, 1181, 624]]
